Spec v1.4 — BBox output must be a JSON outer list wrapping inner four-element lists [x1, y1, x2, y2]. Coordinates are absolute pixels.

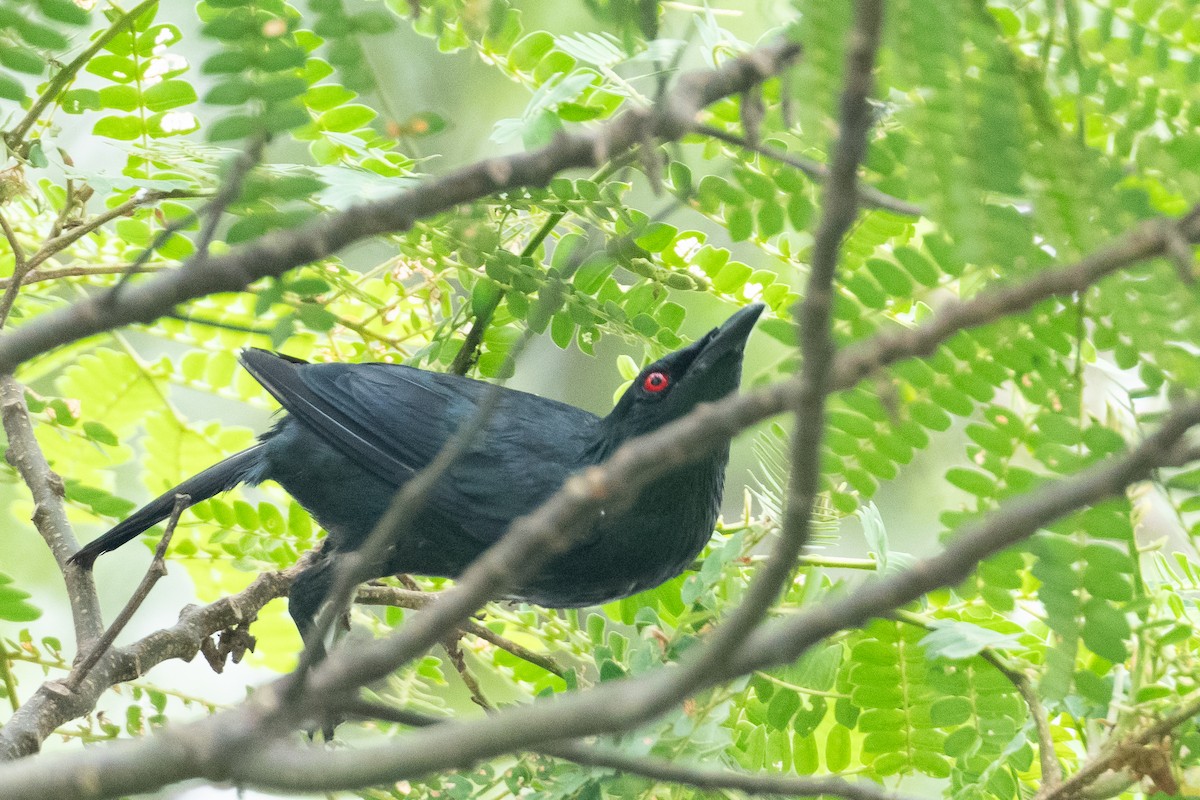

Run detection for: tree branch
[[0, 564, 299, 759], [693, 122, 923, 217], [201, 400, 1200, 795], [1, 277, 1199, 796], [0, 193, 1192, 771], [354, 585, 565, 677], [0, 377, 102, 654], [64, 495, 188, 692]]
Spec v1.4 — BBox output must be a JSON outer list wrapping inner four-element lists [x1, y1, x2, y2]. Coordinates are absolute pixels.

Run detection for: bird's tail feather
[[69, 444, 267, 569]]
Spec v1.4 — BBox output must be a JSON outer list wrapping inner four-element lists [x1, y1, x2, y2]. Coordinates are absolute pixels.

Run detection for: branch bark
[[0, 377, 103, 654]]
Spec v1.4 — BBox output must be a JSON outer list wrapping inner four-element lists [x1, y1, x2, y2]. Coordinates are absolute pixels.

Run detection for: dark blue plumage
[[71, 304, 763, 638]]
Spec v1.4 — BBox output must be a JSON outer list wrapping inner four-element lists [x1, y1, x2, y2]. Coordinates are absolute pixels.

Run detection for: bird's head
[[604, 303, 764, 440]]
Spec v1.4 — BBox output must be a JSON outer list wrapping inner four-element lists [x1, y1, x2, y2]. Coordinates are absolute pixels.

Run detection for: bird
[[70, 303, 764, 640]]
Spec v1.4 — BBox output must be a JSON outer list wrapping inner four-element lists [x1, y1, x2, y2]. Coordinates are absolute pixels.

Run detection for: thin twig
[[982, 652, 1063, 788], [354, 585, 566, 677], [448, 153, 633, 376], [892, 609, 1062, 787], [0, 212, 30, 328], [443, 636, 493, 711], [198, 135, 268, 255], [65, 494, 189, 692], [694, 122, 923, 217], [0, 263, 166, 291], [23, 190, 198, 275]]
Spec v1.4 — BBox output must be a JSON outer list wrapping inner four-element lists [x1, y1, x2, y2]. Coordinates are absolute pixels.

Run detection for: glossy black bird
[[71, 303, 764, 638]]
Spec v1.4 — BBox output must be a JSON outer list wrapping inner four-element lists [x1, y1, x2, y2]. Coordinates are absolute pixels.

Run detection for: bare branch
[[634, 0, 884, 726], [354, 585, 565, 677], [1, 298, 1199, 797], [443, 636, 493, 711], [0, 264, 166, 291], [0, 212, 30, 328], [64, 495, 189, 692], [544, 743, 920, 800], [0, 377, 102, 652], [23, 190, 199, 275], [0, 193, 1191, 770], [694, 122, 923, 216], [203, 402, 1200, 795]]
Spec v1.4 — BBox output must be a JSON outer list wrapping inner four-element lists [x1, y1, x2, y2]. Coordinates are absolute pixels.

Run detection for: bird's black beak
[[693, 303, 764, 371]]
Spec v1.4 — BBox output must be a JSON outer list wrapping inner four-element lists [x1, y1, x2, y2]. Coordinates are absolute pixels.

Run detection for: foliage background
[[1, 0, 1199, 799]]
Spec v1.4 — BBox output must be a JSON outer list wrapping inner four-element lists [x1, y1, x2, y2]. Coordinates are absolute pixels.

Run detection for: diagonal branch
[[12, 396, 1190, 798], [694, 122, 923, 216], [635, 0, 884, 723], [213, 401, 1200, 795], [64, 495, 188, 692], [1, 243, 1200, 795], [0, 564, 299, 760]]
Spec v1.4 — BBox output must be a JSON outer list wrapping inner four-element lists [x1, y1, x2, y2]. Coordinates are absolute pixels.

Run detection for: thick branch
[[633, 0, 883, 728]]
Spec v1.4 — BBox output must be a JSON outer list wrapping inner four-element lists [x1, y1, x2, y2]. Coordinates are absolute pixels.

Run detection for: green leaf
[[0, 71, 24, 101], [82, 421, 119, 446], [318, 104, 377, 132], [93, 115, 143, 141], [0, 573, 41, 622], [143, 79, 197, 112], [766, 689, 800, 729], [922, 620, 1021, 659]]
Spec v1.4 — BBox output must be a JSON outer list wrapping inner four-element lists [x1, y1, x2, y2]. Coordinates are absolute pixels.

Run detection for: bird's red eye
[[643, 372, 669, 393]]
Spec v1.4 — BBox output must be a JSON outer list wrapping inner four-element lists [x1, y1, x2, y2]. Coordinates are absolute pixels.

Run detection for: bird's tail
[[69, 444, 268, 569]]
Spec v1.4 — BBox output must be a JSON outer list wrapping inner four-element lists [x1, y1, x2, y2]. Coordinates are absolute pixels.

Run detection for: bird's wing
[[240, 349, 600, 543]]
